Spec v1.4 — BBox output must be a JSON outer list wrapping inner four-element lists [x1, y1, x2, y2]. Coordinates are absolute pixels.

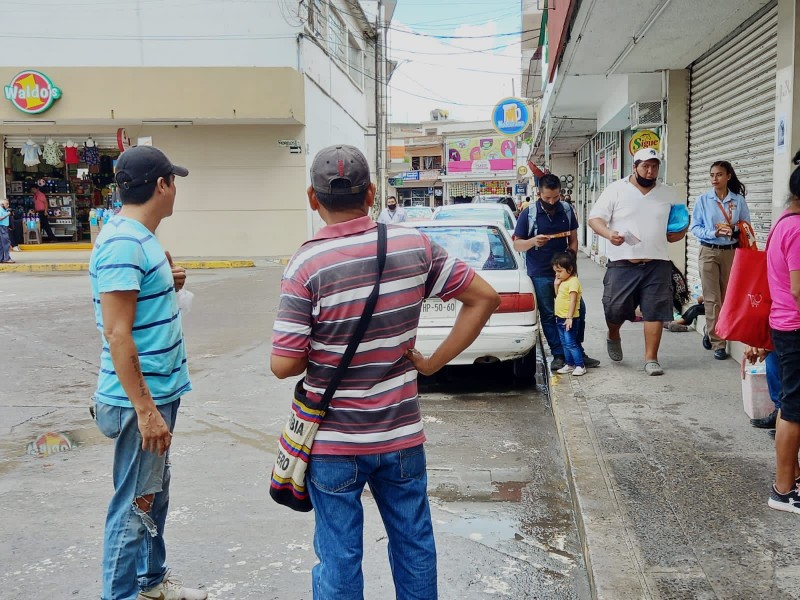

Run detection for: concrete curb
[[549, 372, 652, 600], [0, 260, 256, 273]]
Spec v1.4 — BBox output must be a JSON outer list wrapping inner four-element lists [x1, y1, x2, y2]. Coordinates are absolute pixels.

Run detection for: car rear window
[[434, 208, 514, 230], [416, 225, 517, 271], [435, 208, 500, 221]]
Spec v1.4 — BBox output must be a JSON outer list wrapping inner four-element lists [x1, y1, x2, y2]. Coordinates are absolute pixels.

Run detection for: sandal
[[607, 338, 623, 362], [644, 361, 664, 376]]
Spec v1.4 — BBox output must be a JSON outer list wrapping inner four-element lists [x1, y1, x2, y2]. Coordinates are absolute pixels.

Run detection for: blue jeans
[[555, 318, 585, 368], [532, 276, 587, 358], [766, 351, 782, 410], [95, 399, 180, 600], [307, 445, 437, 600]]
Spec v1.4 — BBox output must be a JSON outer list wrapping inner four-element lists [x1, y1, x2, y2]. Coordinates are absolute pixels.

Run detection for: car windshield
[[405, 207, 433, 218], [416, 225, 517, 271], [434, 208, 513, 230]]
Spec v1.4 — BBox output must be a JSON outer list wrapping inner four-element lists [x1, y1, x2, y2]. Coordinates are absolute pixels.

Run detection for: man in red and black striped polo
[[271, 144, 499, 599]]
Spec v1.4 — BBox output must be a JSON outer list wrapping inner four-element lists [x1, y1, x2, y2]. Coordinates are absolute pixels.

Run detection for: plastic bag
[[176, 289, 194, 313], [667, 204, 689, 233]]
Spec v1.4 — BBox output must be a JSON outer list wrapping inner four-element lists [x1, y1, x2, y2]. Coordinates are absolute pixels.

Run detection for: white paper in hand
[[620, 231, 641, 246], [176, 289, 194, 313]]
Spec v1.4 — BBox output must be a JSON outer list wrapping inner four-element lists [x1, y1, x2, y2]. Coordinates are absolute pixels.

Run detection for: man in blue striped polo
[[89, 146, 206, 600]]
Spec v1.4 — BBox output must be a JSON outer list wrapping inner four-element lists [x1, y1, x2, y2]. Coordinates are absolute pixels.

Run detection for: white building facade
[[0, 0, 379, 256]]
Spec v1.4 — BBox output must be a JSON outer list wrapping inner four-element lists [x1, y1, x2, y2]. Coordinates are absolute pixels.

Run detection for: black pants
[[680, 303, 705, 326], [37, 211, 56, 240]]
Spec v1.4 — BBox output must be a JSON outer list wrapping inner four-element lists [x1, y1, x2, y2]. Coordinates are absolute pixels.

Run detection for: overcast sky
[[388, 0, 523, 124]]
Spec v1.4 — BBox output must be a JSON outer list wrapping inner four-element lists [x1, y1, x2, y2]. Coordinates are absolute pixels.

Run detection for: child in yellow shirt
[[552, 252, 585, 376]]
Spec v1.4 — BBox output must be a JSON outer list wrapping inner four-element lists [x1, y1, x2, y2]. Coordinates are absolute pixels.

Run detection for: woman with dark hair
[[766, 149, 800, 513], [689, 160, 752, 360]]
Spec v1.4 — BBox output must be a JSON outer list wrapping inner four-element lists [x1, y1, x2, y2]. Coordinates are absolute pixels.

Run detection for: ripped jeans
[[95, 399, 180, 600]]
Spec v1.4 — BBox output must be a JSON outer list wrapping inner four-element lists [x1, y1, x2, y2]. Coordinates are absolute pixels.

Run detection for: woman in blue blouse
[[689, 160, 751, 360]]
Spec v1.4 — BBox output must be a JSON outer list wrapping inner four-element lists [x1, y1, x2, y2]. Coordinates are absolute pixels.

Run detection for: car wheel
[[512, 349, 536, 385]]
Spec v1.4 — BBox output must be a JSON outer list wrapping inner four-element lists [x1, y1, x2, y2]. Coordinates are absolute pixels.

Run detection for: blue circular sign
[[491, 97, 531, 137]]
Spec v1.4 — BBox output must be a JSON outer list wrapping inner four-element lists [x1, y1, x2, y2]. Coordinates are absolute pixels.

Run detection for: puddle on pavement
[[435, 505, 579, 577]]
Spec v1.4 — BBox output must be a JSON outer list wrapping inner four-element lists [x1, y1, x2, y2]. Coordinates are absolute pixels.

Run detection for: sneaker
[[556, 365, 574, 374], [138, 571, 208, 600], [572, 366, 587, 376], [668, 321, 690, 332], [550, 356, 566, 372], [768, 484, 800, 514], [583, 354, 601, 368]]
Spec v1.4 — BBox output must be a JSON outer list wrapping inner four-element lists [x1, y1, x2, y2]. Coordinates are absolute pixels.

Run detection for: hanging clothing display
[[83, 142, 100, 166], [42, 140, 63, 167], [64, 143, 80, 165], [21, 141, 42, 167]]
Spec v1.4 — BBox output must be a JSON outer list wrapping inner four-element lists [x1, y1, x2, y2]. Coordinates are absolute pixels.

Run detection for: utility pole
[[375, 0, 385, 210], [376, 0, 396, 213]]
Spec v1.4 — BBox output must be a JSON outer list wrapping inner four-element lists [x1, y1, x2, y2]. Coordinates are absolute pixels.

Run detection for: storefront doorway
[[4, 135, 121, 245]]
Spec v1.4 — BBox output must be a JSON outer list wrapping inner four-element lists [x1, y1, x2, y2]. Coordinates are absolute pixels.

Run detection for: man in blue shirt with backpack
[[513, 173, 599, 372]]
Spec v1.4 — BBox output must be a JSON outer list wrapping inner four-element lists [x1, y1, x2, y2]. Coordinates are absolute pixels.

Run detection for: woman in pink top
[[31, 184, 56, 242], [766, 150, 800, 514]]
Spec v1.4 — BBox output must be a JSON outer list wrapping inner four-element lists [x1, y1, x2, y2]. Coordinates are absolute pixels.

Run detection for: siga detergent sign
[[4, 70, 62, 114]]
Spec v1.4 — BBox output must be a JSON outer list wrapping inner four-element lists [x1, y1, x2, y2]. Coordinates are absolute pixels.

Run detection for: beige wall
[[2, 124, 309, 257], [0, 67, 305, 123], [151, 125, 308, 257], [664, 69, 690, 272]]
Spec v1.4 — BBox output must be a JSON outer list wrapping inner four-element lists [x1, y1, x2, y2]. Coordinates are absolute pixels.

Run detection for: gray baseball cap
[[311, 144, 370, 195]]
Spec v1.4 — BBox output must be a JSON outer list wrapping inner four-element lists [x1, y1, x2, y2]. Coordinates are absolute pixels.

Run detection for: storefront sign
[[446, 136, 516, 174], [628, 129, 660, 155], [401, 171, 420, 180], [517, 165, 529, 177], [389, 177, 404, 186], [514, 183, 527, 195], [491, 97, 531, 137], [4, 70, 62, 114], [117, 128, 131, 152]]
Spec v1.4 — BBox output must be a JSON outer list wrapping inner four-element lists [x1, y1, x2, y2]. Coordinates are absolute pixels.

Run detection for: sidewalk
[[553, 255, 798, 600], [0, 248, 276, 272]]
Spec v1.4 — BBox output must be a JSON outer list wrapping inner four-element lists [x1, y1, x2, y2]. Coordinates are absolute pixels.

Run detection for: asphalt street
[[0, 266, 590, 599]]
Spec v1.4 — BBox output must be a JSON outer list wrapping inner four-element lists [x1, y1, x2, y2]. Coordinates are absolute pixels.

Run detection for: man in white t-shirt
[[376, 195, 407, 224], [588, 148, 688, 376]]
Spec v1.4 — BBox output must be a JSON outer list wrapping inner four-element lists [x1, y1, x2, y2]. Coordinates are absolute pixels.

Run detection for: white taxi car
[[432, 203, 517, 237], [408, 220, 538, 380]]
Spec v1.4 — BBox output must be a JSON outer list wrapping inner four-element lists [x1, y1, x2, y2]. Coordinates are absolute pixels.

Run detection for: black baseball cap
[[311, 144, 370, 195], [114, 146, 189, 190]]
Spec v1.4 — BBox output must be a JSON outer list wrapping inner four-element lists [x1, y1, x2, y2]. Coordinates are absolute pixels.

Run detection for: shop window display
[[4, 136, 120, 243]]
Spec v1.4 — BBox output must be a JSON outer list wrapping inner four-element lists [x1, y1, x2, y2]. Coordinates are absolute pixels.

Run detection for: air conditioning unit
[[630, 101, 664, 130]]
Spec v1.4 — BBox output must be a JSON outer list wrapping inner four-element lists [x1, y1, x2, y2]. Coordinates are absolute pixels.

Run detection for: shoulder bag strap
[[715, 198, 734, 228], [319, 223, 388, 409]]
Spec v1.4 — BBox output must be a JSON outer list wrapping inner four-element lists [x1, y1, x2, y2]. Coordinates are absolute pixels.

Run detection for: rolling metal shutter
[[686, 2, 777, 292]]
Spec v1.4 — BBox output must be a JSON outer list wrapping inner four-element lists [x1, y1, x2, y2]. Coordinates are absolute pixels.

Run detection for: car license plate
[[422, 299, 457, 316]]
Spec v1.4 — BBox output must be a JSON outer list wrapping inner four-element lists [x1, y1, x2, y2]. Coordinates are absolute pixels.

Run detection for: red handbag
[[716, 213, 799, 350], [715, 248, 772, 349]]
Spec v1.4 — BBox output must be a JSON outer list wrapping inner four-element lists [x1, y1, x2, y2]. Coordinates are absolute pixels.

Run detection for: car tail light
[[496, 293, 535, 313]]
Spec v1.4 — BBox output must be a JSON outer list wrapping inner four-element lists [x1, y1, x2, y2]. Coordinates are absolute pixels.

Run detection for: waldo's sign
[[629, 129, 660, 155], [4, 70, 62, 114]]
